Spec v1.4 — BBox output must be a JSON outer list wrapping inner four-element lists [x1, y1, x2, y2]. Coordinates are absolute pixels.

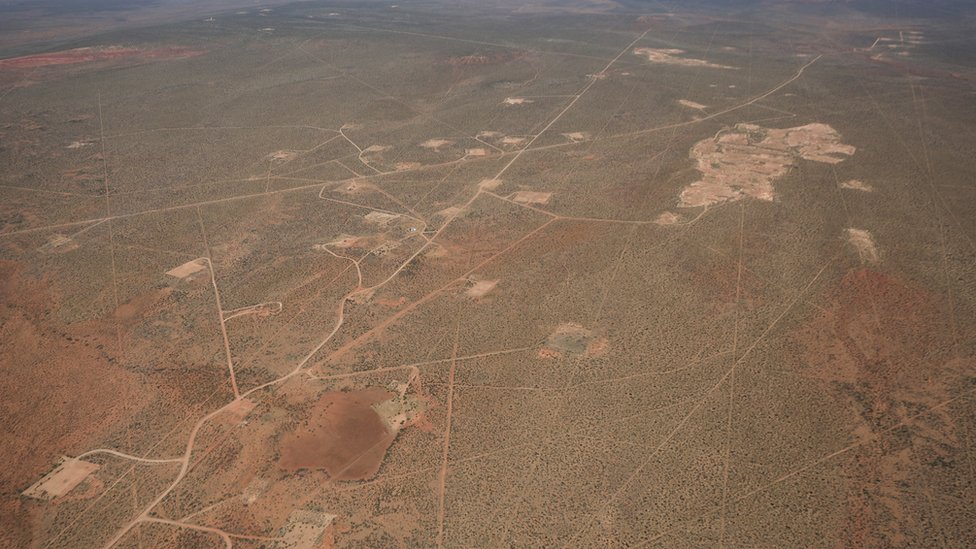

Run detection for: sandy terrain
[[476, 180, 502, 192], [41, 234, 79, 253], [845, 228, 880, 262], [420, 139, 454, 150], [165, 258, 208, 279], [678, 123, 856, 207], [499, 136, 528, 146], [464, 278, 499, 298], [633, 47, 736, 69], [561, 131, 590, 142], [2, 3, 975, 548], [22, 458, 99, 500], [511, 191, 552, 205], [363, 211, 401, 226], [678, 99, 708, 110], [220, 398, 257, 424], [841, 179, 874, 192], [543, 322, 597, 354]]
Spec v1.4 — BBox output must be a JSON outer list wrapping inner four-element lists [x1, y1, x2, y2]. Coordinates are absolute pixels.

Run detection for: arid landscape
[[2, 0, 976, 547]]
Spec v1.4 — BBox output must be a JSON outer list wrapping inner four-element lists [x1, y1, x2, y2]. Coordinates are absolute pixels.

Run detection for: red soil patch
[[687, 260, 766, 310], [796, 269, 951, 394], [537, 347, 562, 360], [112, 287, 173, 322], [586, 337, 609, 357], [793, 268, 968, 545], [0, 46, 205, 70], [278, 387, 397, 481], [0, 260, 147, 544]]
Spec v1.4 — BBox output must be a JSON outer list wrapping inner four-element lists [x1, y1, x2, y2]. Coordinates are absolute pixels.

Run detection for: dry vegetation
[[1, 0, 975, 547]]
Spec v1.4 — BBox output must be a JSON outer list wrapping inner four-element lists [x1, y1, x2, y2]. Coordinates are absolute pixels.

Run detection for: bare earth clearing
[[633, 47, 736, 69], [678, 123, 856, 207]]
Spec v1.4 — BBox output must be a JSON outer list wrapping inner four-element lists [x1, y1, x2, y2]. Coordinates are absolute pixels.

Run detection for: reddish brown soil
[[794, 268, 968, 545], [0, 47, 136, 69], [687, 261, 765, 309], [113, 287, 173, 322], [797, 269, 950, 393], [0, 260, 147, 547], [0, 46, 206, 70], [278, 387, 397, 481]]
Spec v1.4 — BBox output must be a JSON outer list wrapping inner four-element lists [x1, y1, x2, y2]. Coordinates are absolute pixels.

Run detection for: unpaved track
[[57, 29, 827, 549], [196, 210, 240, 399], [76, 449, 182, 464], [2, 55, 820, 242]]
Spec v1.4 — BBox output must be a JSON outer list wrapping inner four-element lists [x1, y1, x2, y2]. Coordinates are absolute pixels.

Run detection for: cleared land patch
[[220, 398, 257, 425], [41, 234, 78, 253], [420, 139, 454, 150], [165, 258, 208, 279], [678, 123, 856, 208], [654, 212, 683, 225], [840, 179, 874, 192], [318, 234, 363, 249], [561, 132, 590, 142], [364, 211, 401, 226], [371, 382, 427, 434], [541, 322, 606, 357], [271, 510, 337, 549], [436, 206, 463, 219], [633, 47, 736, 69], [511, 191, 552, 205], [678, 99, 708, 110], [464, 278, 498, 299], [478, 178, 503, 190], [846, 228, 880, 263], [23, 457, 99, 500], [277, 385, 424, 481]]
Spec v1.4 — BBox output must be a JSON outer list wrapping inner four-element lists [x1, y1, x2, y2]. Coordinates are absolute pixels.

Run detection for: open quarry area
[[2, 0, 976, 547]]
